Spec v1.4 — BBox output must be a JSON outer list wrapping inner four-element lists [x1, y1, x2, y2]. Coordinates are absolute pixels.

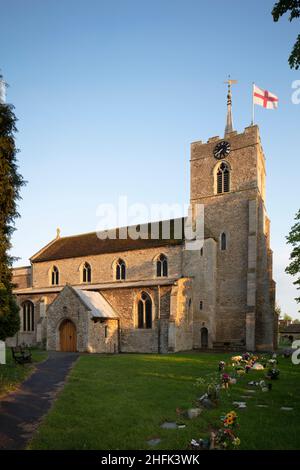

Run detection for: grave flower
[[222, 373, 230, 389]]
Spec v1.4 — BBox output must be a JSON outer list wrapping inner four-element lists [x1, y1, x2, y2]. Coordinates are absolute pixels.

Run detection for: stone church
[[9, 93, 277, 353]]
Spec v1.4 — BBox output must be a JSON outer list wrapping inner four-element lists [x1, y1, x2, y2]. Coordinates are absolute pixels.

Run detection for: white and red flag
[[253, 84, 278, 109]]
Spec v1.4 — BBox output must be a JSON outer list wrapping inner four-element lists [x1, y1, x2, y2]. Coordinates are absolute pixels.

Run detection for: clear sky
[[1, 0, 299, 317]]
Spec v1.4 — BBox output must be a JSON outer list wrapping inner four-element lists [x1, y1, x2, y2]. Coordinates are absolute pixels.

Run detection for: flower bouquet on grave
[[221, 373, 230, 389], [231, 355, 242, 366], [214, 411, 240, 450], [266, 368, 280, 380], [242, 352, 251, 361], [218, 360, 226, 371]]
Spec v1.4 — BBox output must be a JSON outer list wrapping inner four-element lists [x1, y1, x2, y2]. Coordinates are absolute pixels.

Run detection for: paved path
[[0, 351, 78, 449]]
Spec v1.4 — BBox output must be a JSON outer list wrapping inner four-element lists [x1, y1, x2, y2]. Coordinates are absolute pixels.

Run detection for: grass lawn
[[0, 348, 47, 398], [29, 352, 300, 450]]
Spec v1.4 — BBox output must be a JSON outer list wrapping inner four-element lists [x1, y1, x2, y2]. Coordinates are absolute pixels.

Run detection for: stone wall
[[12, 266, 31, 289], [46, 286, 89, 352], [102, 285, 173, 353], [6, 292, 57, 347], [87, 318, 119, 353], [190, 125, 276, 349], [31, 245, 183, 289]]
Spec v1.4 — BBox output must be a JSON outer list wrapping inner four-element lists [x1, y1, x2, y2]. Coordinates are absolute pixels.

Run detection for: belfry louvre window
[[156, 254, 168, 277], [51, 266, 59, 286], [137, 292, 152, 329], [83, 262, 92, 283], [116, 259, 126, 280], [22, 301, 34, 332], [217, 162, 230, 194]]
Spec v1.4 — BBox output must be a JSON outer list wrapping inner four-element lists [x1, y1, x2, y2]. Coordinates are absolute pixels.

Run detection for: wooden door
[[60, 319, 77, 352]]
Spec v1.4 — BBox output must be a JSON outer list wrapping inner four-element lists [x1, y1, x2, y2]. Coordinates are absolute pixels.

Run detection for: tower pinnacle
[[224, 76, 237, 135]]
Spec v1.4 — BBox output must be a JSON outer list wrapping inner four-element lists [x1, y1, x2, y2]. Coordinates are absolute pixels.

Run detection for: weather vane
[[224, 75, 238, 135]]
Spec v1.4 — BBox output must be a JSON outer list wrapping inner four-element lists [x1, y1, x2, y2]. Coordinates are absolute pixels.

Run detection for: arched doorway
[[59, 319, 77, 352], [201, 327, 208, 348]]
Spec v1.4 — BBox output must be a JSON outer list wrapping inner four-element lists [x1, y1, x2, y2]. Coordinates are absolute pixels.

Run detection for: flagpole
[[251, 82, 255, 125]]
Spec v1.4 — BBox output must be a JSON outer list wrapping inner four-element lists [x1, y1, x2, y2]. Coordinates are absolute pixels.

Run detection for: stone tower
[[190, 125, 276, 351]]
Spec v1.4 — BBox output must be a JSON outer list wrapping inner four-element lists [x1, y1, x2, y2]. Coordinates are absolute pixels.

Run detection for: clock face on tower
[[213, 140, 231, 160]]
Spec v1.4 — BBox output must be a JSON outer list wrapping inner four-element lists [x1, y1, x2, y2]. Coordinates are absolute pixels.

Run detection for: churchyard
[[22, 351, 300, 450], [0, 348, 47, 398]]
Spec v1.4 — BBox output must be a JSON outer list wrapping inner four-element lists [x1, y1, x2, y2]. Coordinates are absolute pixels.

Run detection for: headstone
[[280, 407, 293, 411], [0, 340, 5, 365], [160, 422, 177, 429], [187, 408, 202, 419], [233, 401, 247, 408], [147, 438, 161, 446], [256, 404, 268, 408], [201, 398, 214, 409]]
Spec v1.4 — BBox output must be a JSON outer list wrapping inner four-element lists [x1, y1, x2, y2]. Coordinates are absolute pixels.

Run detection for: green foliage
[[275, 303, 282, 317], [0, 283, 20, 340], [286, 209, 300, 309], [272, 0, 300, 69], [0, 348, 47, 396], [0, 74, 25, 340], [29, 353, 300, 450]]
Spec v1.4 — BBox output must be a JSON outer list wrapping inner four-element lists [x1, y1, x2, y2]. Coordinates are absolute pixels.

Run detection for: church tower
[[189, 91, 276, 350]]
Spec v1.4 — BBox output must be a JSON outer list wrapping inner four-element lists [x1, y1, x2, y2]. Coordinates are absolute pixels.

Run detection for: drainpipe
[[117, 318, 121, 353], [157, 285, 161, 354]]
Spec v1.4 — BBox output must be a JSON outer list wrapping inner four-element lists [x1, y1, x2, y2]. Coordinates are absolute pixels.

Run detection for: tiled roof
[[31, 218, 192, 263]]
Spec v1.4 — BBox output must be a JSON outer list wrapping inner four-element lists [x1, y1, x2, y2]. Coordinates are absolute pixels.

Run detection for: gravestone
[[147, 438, 161, 446], [0, 341, 5, 365], [160, 422, 177, 429], [187, 408, 202, 419]]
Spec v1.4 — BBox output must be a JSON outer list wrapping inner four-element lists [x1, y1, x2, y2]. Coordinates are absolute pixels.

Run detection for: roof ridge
[[53, 216, 186, 241]]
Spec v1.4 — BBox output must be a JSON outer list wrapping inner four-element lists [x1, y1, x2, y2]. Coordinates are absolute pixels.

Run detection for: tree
[[272, 1, 300, 69], [275, 303, 282, 317], [283, 313, 293, 321], [286, 209, 300, 311], [0, 75, 25, 340]]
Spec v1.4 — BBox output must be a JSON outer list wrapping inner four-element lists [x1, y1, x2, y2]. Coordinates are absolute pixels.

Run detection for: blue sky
[[1, 0, 299, 317]]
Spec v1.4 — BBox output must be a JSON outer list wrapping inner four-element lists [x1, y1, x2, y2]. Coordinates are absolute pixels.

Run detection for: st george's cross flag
[[253, 84, 278, 109]]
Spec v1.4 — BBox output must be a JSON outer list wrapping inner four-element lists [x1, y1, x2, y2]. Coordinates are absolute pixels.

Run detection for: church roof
[[31, 218, 193, 263], [72, 286, 118, 319]]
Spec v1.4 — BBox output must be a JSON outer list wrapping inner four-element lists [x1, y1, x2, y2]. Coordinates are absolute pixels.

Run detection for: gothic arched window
[[221, 232, 227, 251], [82, 262, 92, 283], [51, 266, 59, 286], [156, 254, 168, 277], [136, 292, 152, 329], [116, 259, 126, 280], [22, 301, 34, 332], [217, 162, 230, 194]]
